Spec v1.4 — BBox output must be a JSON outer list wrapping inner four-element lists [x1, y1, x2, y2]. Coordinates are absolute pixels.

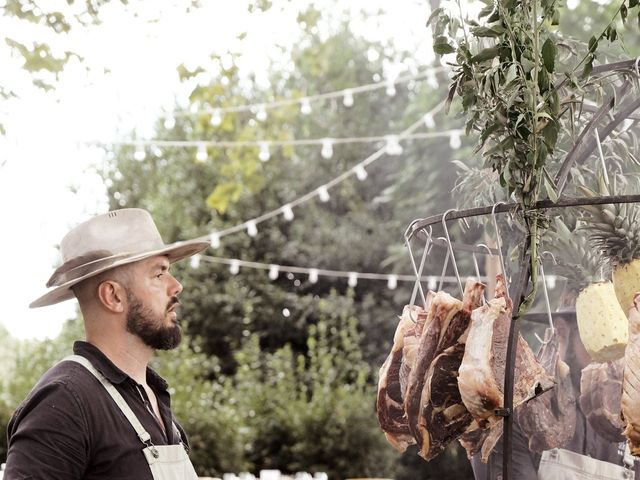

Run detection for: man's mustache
[[167, 296, 180, 311]]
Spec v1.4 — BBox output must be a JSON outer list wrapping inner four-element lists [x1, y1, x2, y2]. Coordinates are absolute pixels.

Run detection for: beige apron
[[537, 448, 635, 480], [64, 355, 199, 480]]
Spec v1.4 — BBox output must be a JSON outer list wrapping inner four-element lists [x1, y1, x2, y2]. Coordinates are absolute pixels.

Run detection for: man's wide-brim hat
[[30, 208, 210, 308]]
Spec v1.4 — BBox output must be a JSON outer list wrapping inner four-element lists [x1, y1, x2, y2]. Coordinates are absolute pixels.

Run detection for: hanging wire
[[595, 128, 610, 187], [406, 227, 433, 323], [441, 208, 464, 297], [437, 237, 451, 292], [473, 243, 494, 305]]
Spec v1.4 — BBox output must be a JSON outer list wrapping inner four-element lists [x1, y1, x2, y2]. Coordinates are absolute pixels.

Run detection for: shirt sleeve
[[471, 426, 539, 480], [4, 379, 90, 480]]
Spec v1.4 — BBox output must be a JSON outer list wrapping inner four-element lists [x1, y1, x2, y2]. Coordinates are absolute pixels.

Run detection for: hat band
[[47, 251, 135, 287]]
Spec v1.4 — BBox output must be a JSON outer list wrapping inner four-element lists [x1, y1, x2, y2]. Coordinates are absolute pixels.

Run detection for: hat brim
[[30, 239, 210, 308]]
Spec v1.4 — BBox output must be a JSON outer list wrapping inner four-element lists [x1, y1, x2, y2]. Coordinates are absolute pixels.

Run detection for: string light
[[259, 142, 270, 162], [423, 112, 435, 129], [256, 105, 267, 122], [308, 268, 319, 283], [321, 138, 334, 159], [300, 98, 312, 115], [347, 272, 358, 287], [353, 164, 368, 181], [268, 264, 279, 280], [210, 109, 223, 126], [449, 131, 462, 150], [151, 145, 163, 157], [199, 255, 476, 287], [342, 89, 354, 107], [229, 260, 240, 275], [167, 68, 445, 119], [281, 204, 294, 221], [385, 135, 403, 155], [196, 143, 208, 163], [210, 233, 221, 249], [317, 186, 331, 202], [246, 221, 258, 237], [190, 254, 201, 269], [186, 105, 446, 247], [134, 143, 146, 161], [385, 80, 396, 97]]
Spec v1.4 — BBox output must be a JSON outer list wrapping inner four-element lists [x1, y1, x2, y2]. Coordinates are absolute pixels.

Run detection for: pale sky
[[0, 0, 436, 340]]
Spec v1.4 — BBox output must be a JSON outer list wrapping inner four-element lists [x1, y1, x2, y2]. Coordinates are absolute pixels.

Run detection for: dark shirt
[[471, 409, 640, 480], [4, 341, 189, 480]]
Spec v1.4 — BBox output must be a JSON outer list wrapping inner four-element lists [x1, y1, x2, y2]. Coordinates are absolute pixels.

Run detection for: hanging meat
[[515, 327, 577, 452], [458, 275, 556, 462], [458, 421, 490, 459], [414, 279, 485, 460], [580, 359, 624, 443], [403, 290, 463, 443], [621, 293, 640, 455], [376, 301, 432, 451]]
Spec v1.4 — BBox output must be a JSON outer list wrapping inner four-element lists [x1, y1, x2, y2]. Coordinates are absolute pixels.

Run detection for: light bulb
[[209, 232, 220, 249], [282, 204, 294, 221], [164, 116, 176, 129], [348, 272, 358, 288], [427, 71, 439, 89], [308, 269, 319, 283], [134, 144, 146, 161], [449, 131, 462, 150], [423, 113, 435, 129], [387, 275, 398, 290], [385, 80, 396, 97], [190, 255, 201, 269], [229, 260, 240, 275], [385, 135, 403, 156], [151, 145, 163, 158], [259, 142, 270, 162], [354, 165, 368, 181], [210, 109, 222, 126], [317, 186, 330, 202], [268, 265, 279, 280], [300, 98, 312, 115], [321, 138, 334, 159], [546, 275, 556, 290], [342, 89, 354, 107], [196, 143, 208, 162], [246, 221, 258, 237], [428, 277, 437, 291], [256, 105, 267, 121]]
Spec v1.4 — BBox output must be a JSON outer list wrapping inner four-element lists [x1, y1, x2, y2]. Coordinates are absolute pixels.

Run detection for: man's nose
[[169, 274, 183, 297]]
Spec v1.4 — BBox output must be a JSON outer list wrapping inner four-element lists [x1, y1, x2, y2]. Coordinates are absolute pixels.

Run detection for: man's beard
[[125, 290, 182, 350]]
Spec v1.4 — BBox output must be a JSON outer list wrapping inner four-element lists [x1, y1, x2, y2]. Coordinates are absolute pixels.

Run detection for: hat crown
[[60, 208, 165, 263]]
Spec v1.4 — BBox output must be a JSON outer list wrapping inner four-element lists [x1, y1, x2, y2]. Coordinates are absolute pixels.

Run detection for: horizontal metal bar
[[405, 194, 640, 241]]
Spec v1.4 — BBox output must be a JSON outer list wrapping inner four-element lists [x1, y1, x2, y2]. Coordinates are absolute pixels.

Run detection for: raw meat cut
[[458, 275, 556, 462], [621, 293, 640, 454], [516, 327, 577, 452], [580, 360, 624, 443], [376, 301, 431, 451], [414, 279, 485, 460]]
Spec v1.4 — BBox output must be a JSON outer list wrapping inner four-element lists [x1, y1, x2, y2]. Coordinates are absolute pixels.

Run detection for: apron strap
[[62, 354, 154, 447]]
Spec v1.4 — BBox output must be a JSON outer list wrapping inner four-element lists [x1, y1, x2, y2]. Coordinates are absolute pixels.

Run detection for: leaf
[[583, 55, 594, 77], [544, 178, 559, 202], [470, 46, 501, 63], [505, 63, 518, 84], [621, 3, 628, 22], [541, 38, 556, 73], [433, 40, 456, 55], [588, 35, 598, 53], [426, 7, 445, 27], [631, 0, 639, 8], [470, 24, 506, 37]]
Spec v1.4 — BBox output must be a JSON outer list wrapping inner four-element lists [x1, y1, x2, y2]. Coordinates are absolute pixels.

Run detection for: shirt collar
[[73, 340, 169, 391]]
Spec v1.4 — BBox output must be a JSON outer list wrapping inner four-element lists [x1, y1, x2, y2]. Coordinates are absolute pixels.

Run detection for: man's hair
[[71, 264, 134, 309]]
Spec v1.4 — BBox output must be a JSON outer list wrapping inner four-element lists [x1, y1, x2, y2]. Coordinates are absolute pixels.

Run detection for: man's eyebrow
[[153, 263, 170, 272]]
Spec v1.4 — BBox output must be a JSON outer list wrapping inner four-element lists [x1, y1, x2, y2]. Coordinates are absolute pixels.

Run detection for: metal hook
[[541, 250, 558, 265], [595, 129, 610, 187], [405, 227, 432, 323], [404, 217, 424, 242], [538, 261, 555, 333], [437, 237, 451, 292], [491, 202, 510, 299], [442, 209, 464, 298], [473, 243, 495, 305]]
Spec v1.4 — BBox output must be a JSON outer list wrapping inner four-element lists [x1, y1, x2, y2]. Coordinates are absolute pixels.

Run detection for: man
[[472, 311, 639, 479], [4, 208, 209, 479]]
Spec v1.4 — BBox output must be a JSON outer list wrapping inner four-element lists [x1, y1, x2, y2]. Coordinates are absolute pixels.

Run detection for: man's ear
[[97, 280, 127, 314]]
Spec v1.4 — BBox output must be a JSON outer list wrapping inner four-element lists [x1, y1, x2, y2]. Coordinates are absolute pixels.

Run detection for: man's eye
[[156, 273, 164, 278]]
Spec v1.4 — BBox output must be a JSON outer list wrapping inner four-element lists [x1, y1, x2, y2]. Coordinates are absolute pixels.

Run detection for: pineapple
[[579, 178, 640, 314], [548, 217, 628, 362]]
